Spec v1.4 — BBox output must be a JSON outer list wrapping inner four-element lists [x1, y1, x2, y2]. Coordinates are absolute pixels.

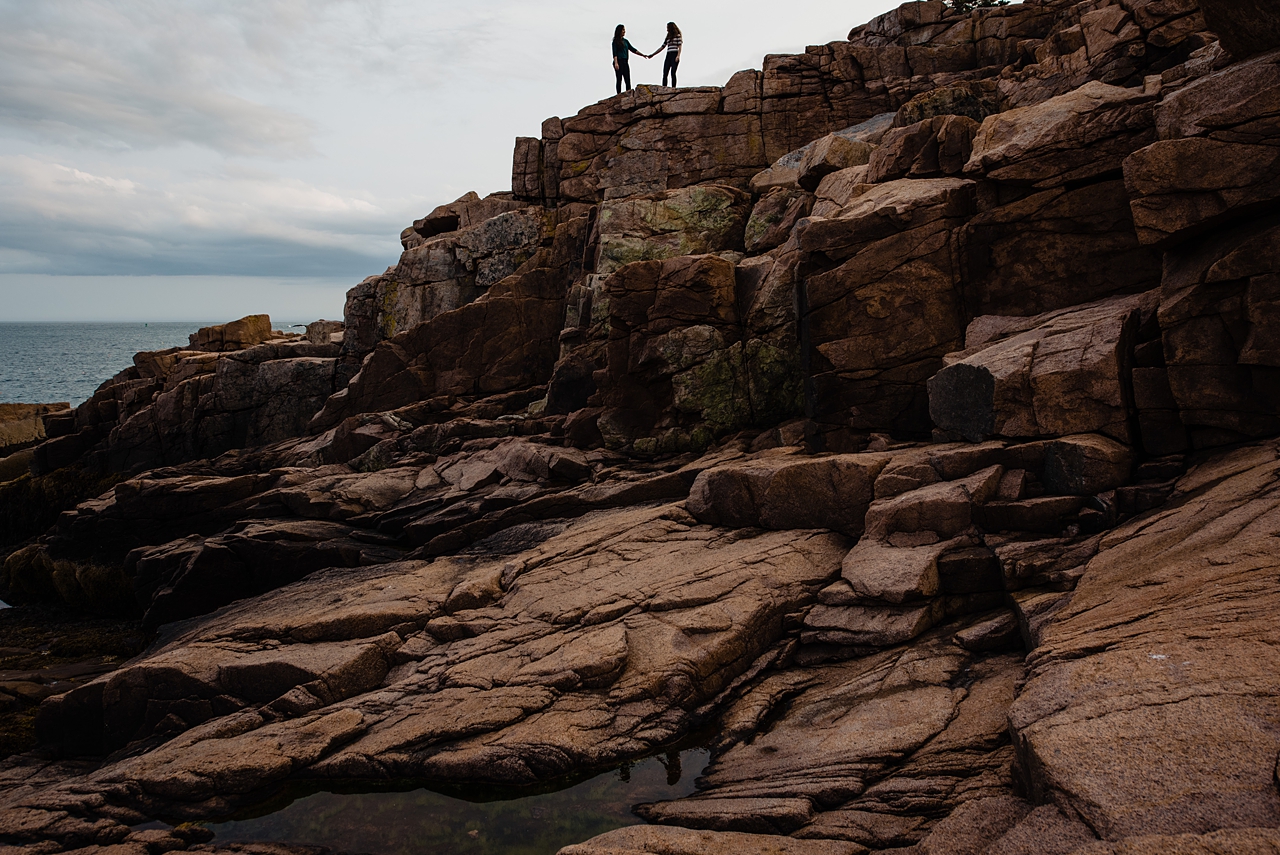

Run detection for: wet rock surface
[[4, 1, 1280, 853]]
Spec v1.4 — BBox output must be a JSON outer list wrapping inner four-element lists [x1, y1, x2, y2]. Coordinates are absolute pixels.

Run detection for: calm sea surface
[[0, 322, 309, 407]]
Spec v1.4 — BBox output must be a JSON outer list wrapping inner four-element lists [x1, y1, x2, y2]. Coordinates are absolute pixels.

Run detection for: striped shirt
[[663, 35, 682, 55]]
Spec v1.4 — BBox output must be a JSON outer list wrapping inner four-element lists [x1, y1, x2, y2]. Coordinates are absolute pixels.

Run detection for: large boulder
[[866, 116, 980, 184], [188, 315, 273, 352], [797, 133, 876, 191], [1125, 50, 1280, 247], [751, 114, 895, 195], [686, 451, 891, 536], [1198, 0, 1280, 61], [928, 293, 1151, 444], [966, 81, 1157, 188], [797, 179, 976, 436], [313, 266, 569, 431]]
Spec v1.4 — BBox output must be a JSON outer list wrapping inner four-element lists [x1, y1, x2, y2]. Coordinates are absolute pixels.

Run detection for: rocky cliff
[[2, 0, 1280, 853]]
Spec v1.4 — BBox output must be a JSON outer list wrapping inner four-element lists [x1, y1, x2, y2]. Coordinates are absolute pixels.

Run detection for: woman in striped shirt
[[649, 22, 682, 87]]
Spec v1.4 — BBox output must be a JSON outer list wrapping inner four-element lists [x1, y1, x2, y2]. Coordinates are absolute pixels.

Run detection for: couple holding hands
[[612, 22, 682, 94]]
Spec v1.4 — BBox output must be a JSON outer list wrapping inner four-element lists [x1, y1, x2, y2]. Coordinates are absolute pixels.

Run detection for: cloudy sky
[[0, 0, 894, 322]]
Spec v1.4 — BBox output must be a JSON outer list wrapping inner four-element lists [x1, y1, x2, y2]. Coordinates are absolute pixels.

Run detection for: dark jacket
[[612, 38, 641, 64]]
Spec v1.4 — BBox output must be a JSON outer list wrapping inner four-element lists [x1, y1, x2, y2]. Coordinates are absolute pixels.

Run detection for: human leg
[[616, 64, 624, 94], [664, 55, 678, 87], [622, 62, 632, 91]]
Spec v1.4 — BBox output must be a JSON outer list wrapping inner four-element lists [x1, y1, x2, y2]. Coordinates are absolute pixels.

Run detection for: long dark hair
[[613, 24, 625, 49], [667, 22, 681, 39]]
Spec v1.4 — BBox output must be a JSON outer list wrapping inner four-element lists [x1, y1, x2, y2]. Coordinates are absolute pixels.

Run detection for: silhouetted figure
[[612, 24, 646, 94], [649, 22, 683, 87]]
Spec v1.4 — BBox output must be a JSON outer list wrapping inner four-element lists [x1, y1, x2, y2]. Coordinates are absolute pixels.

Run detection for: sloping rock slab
[[31, 504, 847, 816], [559, 825, 867, 855], [1010, 441, 1280, 839], [966, 81, 1156, 188]]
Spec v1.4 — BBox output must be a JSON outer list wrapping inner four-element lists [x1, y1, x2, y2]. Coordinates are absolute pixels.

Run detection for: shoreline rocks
[[4, 1, 1280, 854]]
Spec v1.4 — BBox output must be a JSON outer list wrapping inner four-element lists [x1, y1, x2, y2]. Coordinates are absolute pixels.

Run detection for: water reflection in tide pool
[[207, 747, 708, 855]]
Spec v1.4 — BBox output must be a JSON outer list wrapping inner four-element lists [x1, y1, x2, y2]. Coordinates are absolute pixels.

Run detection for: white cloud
[[0, 0, 896, 293], [0, 154, 410, 276], [0, 0, 326, 155]]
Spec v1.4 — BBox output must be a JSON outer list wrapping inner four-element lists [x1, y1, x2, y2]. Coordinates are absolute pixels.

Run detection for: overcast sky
[[0, 0, 895, 322]]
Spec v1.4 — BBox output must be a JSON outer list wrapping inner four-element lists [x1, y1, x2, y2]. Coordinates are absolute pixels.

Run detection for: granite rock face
[[928, 293, 1150, 444], [595, 185, 751, 275], [28, 320, 345, 477], [1010, 442, 1280, 838], [966, 81, 1157, 188], [1125, 49, 1280, 247], [1197, 0, 1280, 61], [345, 203, 554, 364], [0, 404, 67, 460], [7, 2, 1280, 855], [592, 254, 802, 453]]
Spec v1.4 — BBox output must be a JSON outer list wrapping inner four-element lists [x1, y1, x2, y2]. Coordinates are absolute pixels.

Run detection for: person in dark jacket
[[648, 22, 683, 87], [612, 24, 646, 94]]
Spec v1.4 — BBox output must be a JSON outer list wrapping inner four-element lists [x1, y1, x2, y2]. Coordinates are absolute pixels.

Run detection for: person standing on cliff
[[649, 22, 683, 87], [612, 25, 646, 94]]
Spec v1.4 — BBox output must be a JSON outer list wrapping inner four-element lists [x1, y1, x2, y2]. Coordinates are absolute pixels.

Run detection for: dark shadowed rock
[[1042, 434, 1134, 496], [1126, 50, 1280, 247], [1156, 213, 1280, 447], [746, 188, 815, 253], [1198, 0, 1280, 61], [959, 180, 1162, 318], [799, 180, 976, 436], [313, 267, 567, 430]]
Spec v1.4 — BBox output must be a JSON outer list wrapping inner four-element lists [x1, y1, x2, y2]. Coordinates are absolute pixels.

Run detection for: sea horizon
[[0, 320, 314, 408]]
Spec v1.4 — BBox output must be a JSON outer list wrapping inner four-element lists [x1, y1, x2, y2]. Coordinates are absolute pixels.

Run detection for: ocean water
[[0, 322, 309, 408]]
